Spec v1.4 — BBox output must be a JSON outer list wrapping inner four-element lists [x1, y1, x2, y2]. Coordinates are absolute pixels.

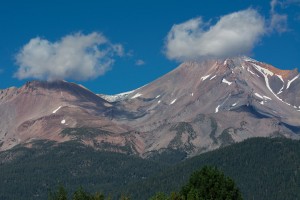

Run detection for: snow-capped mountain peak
[[0, 56, 299, 156]]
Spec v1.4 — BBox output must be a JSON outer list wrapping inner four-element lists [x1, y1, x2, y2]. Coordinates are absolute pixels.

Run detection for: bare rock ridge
[[1, 56, 300, 156]]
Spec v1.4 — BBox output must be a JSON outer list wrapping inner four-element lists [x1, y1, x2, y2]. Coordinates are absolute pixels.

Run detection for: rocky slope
[[1, 56, 300, 156], [0, 81, 141, 153]]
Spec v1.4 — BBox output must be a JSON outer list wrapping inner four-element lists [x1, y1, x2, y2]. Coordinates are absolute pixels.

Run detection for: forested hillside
[[0, 138, 300, 200], [129, 137, 300, 200], [0, 140, 168, 199]]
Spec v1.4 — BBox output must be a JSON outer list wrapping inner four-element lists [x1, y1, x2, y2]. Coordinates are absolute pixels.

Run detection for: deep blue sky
[[0, 0, 299, 94]]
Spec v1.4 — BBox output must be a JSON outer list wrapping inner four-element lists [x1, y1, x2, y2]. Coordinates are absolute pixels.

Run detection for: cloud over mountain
[[15, 32, 123, 81], [164, 9, 266, 61]]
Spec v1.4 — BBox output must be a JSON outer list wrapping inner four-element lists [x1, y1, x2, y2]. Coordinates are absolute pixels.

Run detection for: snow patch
[[276, 75, 284, 82], [247, 68, 255, 75], [222, 78, 232, 85], [232, 102, 237, 106], [260, 101, 264, 105], [191, 93, 194, 96], [224, 59, 228, 65], [247, 67, 259, 77], [104, 103, 112, 107], [170, 99, 177, 105], [253, 63, 294, 108], [263, 76, 275, 98], [215, 105, 220, 113], [156, 95, 160, 99], [201, 74, 211, 81], [52, 106, 62, 114], [254, 93, 263, 99], [158, 100, 161, 104], [99, 84, 148, 102], [287, 74, 299, 89], [243, 56, 258, 62], [263, 96, 272, 100], [252, 64, 274, 76], [99, 90, 134, 102], [210, 75, 216, 80], [131, 93, 142, 99], [61, 119, 66, 124], [276, 74, 285, 94]]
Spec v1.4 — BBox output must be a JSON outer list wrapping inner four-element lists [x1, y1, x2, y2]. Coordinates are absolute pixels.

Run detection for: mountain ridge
[[1, 56, 300, 156]]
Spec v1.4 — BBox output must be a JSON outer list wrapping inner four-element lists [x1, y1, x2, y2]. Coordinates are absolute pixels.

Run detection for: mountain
[[1, 56, 300, 156], [0, 81, 137, 153], [110, 56, 300, 155]]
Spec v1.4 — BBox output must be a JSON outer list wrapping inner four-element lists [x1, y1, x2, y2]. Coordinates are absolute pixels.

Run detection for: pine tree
[[72, 186, 91, 200], [48, 185, 68, 200], [180, 166, 243, 200]]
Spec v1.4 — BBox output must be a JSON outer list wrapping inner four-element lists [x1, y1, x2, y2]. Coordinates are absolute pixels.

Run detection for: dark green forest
[[130, 137, 300, 200], [0, 138, 300, 200], [48, 166, 242, 200]]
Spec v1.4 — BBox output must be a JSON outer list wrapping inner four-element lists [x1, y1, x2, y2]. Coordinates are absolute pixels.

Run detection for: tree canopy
[[180, 166, 242, 200], [49, 166, 242, 200]]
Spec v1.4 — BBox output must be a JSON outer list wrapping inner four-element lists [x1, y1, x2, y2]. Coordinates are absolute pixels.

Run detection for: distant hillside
[[0, 138, 300, 199], [128, 137, 300, 200], [0, 140, 169, 200]]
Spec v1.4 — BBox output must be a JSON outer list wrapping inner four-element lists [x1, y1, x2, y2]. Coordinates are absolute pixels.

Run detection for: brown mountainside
[[1, 56, 300, 156]]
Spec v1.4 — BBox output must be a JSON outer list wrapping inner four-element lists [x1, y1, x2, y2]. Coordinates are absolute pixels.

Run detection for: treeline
[[48, 166, 242, 200], [127, 137, 300, 200], [0, 140, 169, 200], [1, 138, 300, 199]]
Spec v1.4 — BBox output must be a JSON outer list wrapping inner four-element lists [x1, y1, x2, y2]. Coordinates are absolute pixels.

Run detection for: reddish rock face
[[0, 80, 133, 152], [1, 56, 300, 156]]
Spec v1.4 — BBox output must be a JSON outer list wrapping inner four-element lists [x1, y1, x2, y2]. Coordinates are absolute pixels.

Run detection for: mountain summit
[[1, 56, 300, 156]]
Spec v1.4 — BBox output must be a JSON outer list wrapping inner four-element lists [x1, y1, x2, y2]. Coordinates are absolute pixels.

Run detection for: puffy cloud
[[15, 32, 123, 81], [164, 9, 266, 61], [270, 0, 288, 33], [135, 59, 145, 66]]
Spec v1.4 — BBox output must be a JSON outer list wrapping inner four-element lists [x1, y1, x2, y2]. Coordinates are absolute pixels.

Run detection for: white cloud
[[15, 32, 123, 81], [165, 9, 266, 61], [135, 59, 145, 66], [270, 0, 288, 33]]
